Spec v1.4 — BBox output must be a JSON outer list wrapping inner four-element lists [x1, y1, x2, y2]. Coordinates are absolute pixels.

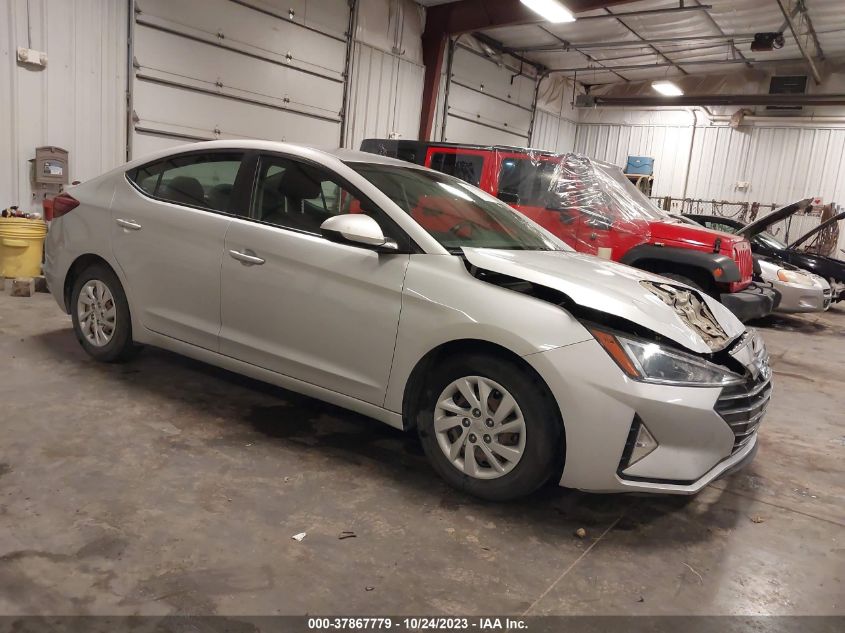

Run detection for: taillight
[[52, 193, 80, 219]]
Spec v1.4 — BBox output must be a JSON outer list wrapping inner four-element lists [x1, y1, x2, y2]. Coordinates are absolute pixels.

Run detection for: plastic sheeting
[[360, 139, 752, 271], [491, 149, 674, 258]]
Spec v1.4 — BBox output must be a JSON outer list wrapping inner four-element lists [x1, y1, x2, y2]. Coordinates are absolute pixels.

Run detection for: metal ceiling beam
[[798, 1, 825, 60], [547, 58, 757, 75], [418, 0, 642, 140], [690, 0, 754, 69], [577, 93, 845, 107], [509, 32, 760, 54], [603, 6, 688, 75], [535, 24, 630, 83], [566, 4, 712, 22], [776, 0, 822, 83]]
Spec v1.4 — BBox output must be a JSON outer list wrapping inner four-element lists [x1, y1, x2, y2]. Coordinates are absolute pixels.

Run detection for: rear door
[[219, 153, 409, 405], [113, 150, 248, 350]]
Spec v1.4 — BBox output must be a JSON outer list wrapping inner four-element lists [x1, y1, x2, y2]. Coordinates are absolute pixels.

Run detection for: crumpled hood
[[462, 248, 746, 354]]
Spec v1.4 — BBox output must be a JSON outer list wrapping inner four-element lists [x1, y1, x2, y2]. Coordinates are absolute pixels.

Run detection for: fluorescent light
[[652, 81, 684, 96], [520, 0, 576, 24]]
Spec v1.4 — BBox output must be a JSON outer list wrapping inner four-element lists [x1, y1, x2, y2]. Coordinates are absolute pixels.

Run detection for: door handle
[[228, 249, 265, 266], [116, 218, 142, 231]]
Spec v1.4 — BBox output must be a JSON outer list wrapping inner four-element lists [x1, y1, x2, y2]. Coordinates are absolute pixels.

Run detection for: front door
[[111, 151, 247, 350], [219, 154, 409, 405]]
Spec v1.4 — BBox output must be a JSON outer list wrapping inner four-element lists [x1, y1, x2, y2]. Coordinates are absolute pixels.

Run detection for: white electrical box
[[16, 47, 47, 67]]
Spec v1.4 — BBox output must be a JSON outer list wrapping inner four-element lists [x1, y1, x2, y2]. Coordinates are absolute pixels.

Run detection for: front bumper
[[771, 278, 829, 313], [525, 339, 765, 494], [720, 282, 776, 322]]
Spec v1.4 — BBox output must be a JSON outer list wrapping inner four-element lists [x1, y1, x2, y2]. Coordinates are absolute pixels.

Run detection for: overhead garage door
[[130, 0, 350, 158], [441, 43, 537, 147]]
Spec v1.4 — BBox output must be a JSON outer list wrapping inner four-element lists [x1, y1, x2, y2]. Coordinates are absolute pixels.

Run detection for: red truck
[[360, 139, 775, 322]]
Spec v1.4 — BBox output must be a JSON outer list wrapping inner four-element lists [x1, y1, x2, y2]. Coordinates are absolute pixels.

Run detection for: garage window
[[127, 152, 244, 214]]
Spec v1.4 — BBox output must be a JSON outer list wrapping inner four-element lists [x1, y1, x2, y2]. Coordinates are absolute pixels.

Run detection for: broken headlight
[[589, 328, 745, 387]]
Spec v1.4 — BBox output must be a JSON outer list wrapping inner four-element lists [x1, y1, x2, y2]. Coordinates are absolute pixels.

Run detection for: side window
[[127, 152, 244, 214], [428, 152, 484, 186], [252, 156, 372, 235], [498, 158, 557, 207]]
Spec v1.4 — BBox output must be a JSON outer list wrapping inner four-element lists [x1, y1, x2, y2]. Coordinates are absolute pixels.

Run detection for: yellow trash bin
[[0, 218, 48, 278]]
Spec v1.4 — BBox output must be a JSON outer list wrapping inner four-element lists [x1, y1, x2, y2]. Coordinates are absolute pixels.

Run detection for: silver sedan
[[757, 257, 832, 312], [45, 141, 769, 500]]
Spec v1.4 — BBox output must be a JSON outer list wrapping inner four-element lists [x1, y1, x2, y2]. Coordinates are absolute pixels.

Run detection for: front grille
[[823, 287, 832, 310], [716, 374, 772, 453], [729, 242, 754, 292]]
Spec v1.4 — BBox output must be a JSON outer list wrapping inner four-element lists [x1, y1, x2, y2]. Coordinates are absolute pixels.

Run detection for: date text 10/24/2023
[[307, 617, 528, 630]]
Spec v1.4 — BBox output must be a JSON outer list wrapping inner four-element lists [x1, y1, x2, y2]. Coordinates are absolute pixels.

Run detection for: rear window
[[428, 152, 484, 187], [127, 152, 244, 214]]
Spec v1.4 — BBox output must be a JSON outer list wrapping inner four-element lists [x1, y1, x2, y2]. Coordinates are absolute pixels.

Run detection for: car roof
[[122, 139, 432, 173], [361, 138, 559, 157], [330, 148, 429, 169]]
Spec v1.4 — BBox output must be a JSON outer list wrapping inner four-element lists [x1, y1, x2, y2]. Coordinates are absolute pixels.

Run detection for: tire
[[416, 352, 563, 501], [70, 263, 141, 362]]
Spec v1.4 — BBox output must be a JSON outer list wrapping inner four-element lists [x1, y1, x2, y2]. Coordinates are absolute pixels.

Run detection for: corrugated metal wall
[[686, 125, 845, 204], [530, 109, 577, 154], [0, 0, 127, 212], [572, 117, 845, 207], [573, 123, 695, 198], [344, 42, 424, 149], [571, 116, 845, 252]]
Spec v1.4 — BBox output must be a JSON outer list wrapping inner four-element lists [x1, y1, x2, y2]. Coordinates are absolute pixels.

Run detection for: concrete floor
[[0, 290, 842, 616]]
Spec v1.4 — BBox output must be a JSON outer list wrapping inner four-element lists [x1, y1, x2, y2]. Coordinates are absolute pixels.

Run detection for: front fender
[[620, 244, 741, 284], [383, 255, 592, 413]]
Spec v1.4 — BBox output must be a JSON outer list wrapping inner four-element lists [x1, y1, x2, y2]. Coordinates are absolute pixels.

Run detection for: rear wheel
[[416, 353, 562, 501], [70, 264, 140, 362]]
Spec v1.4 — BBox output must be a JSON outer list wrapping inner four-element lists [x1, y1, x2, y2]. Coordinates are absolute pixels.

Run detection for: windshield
[[754, 231, 788, 250], [347, 163, 567, 252]]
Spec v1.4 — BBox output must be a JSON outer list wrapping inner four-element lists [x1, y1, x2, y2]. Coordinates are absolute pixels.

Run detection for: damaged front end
[[639, 280, 729, 350], [462, 247, 764, 392]]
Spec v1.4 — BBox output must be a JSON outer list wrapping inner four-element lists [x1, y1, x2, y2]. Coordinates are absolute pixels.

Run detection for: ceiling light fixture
[[652, 80, 684, 96], [520, 0, 576, 24]]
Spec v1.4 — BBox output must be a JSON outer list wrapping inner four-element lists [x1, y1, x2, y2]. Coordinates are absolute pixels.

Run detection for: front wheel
[[70, 264, 140, 362], [416, 353, 563, 501]]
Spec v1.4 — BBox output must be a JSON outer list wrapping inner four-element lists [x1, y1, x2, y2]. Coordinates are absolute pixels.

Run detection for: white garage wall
[[344, 0, 425, 149], [530, 109, 577, 154], [529, 76, 579, 154], [0, 0, 127, 212], [575, 121, 695, 199], [573, 109, 845, 206]]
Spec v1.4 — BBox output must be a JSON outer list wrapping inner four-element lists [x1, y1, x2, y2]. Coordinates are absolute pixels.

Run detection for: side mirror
[[497, 190, 520, 205], [320, 214, 398, 252]]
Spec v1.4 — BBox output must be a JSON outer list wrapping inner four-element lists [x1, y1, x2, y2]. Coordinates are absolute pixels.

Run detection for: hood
[[462, 248, 745, 354], [740, 198, 813, 237], [649, 218, 744, 251], [788, 210, 845, 250]]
